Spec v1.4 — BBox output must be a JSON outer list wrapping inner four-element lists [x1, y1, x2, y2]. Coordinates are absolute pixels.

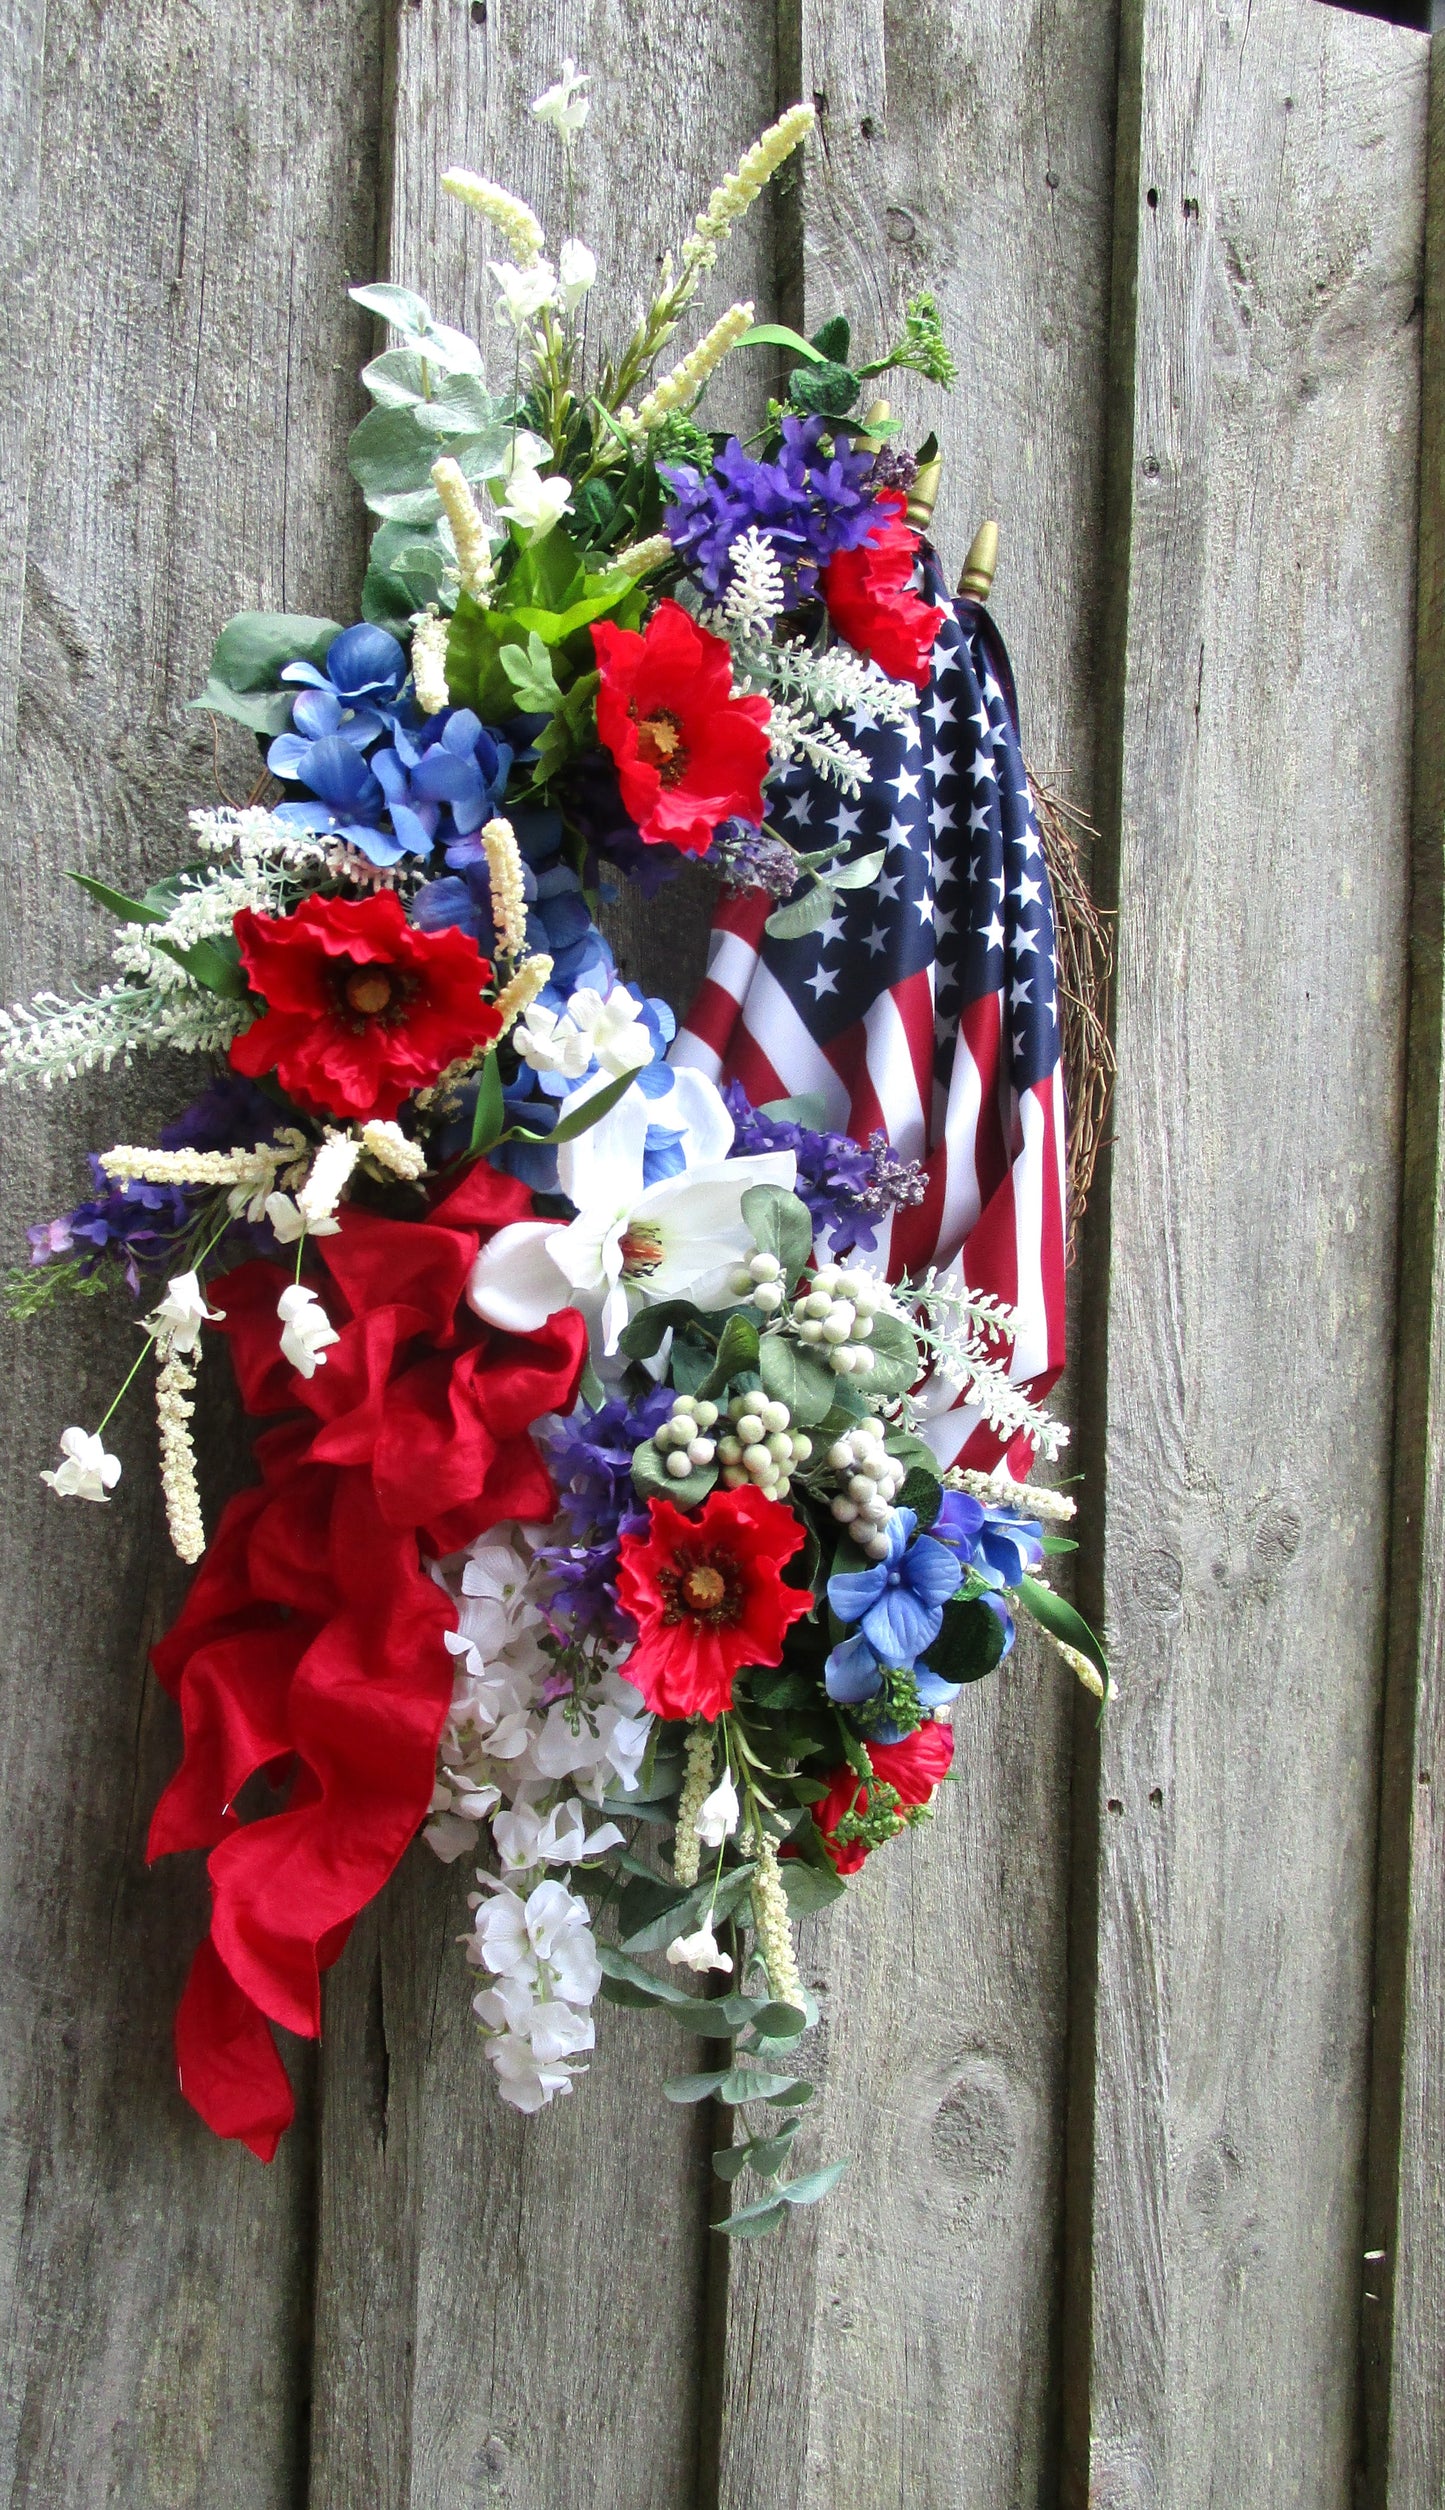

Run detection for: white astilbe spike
[[627, 302, 755, 436], [411, 609, 452, 713], [682, 104, 814, 277], [482, 817, 529, 961], [764, 702, 871, 796], [491, 953, 553, 1040], [156, 1348, 205, 1563], [441, 169, 545, 266], [431, 458, 496, 603], [718, 528, 786, 639]]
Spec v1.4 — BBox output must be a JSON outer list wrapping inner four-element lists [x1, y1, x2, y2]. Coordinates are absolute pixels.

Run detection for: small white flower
[[276, 1282, 340, 1378], [531, 58, 589, 147], [694, 1768, 740, 1850], [41, 1425, 121, 1504], [147, 1268, 219, 1357], [490, 258, 558, 332], [482, 2027, 582, 2113], [557, 237, 597, 312], [666, 1921, 733, 1976], [568, 986, 653, 1077], [497, 467, 573, 542], [264, 1190, 339, 1245]]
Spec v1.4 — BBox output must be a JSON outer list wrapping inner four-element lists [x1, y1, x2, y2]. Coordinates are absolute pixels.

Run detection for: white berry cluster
[[727, 1248, 788, 1315], [655, 1396, 721, 1479], [826, 1423, 907, 1560], [792, 1264, 892, 1375], [716, 1394, 813, 1498]]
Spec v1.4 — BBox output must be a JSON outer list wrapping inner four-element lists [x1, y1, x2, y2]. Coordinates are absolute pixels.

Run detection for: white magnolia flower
[[41, 1425, 121, 1504], [490, 258, 558, 331], [147, 1268, 219, 1356], [467, 1066, 796, 1354], [695, 1768, 740, 1849], [557, 238, 597, 312], [276, 1282, 340, 1377], [497, 466, 573, 542], [264, 1190, 339, 1245], [666, 1921, 733, 1976], [531, 58, 589, 146]]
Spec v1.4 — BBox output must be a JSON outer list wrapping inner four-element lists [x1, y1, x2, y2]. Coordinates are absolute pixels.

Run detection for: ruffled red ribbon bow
[[146, 1162, 586, 2159]]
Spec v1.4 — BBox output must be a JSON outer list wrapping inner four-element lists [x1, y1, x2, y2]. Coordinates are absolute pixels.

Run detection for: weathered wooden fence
[[2, 0, 1443, 2500]]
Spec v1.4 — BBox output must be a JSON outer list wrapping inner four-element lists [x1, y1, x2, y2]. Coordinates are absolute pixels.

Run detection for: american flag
[[672, 581, 1067, 1473]]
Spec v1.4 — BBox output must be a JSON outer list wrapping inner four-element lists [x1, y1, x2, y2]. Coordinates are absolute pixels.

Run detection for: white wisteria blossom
[[694, 1767, 740, 1850], [531, 58, 589, 147], [557, 238, 597, 312], [666, 1921, 733, 1976], [466, 1874, 602, 2110], [276, 1283, 340, 1378], [146, 1269, 220, 1357], [489, 258, 558, 333], [41, 1426, 121, 1504]]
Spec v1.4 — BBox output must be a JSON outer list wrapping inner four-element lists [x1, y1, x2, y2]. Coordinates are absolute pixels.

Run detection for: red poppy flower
[[821, 491, 945, 691], [615, 1483, 813, 1721], [230, 889, 500, 1123], [592, 599, 772, 855], [813, 1722, 955, 1873]]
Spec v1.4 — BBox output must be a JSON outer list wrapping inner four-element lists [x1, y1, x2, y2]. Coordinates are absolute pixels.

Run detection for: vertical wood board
[[0, 1, 386, 2503], [1070, 5, 1428, 2504], [713, 4, 1120, 2505]]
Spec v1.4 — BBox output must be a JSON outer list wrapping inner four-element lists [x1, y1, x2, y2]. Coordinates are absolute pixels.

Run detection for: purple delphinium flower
[[707, 819, 801, 901], [722, 1082, 925, 1256], [534, 1389, 675, 1641], [662, 415, 880, 606]]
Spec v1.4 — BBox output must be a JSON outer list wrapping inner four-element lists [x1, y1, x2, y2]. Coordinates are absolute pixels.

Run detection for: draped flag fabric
[[673, 580, 1067, 1473]]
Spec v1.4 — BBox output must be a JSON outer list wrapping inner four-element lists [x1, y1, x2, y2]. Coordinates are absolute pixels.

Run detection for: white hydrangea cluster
[[425, 1527, 654, 2113], [716, 1395, 811, 1498], [791, 1262, 896, 1376], [513, 984, 655, 1083], [824, 1422, 907, 1560]]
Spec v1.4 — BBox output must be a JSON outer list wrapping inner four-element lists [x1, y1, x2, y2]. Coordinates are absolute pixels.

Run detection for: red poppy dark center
[[633, 705, 690, 786], [345, 968, 395, 1016], [336, 960, 418, 1027], [659, 1550, 743, 1629]]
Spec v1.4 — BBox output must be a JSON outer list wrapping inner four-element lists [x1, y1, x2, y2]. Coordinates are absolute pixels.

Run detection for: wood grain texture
[[712, 6, 1120, 2505], [1362, 26, 1445, 2510], [307, 8, 780, 2503], [0, 2, 386, 2503], [1066, 6, 1428, 2504]]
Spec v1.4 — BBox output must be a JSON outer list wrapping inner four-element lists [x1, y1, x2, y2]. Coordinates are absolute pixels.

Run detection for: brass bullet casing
[[959, 518, 999, 604], [857, 396, 892, 452], [906, 458, 943, 534]]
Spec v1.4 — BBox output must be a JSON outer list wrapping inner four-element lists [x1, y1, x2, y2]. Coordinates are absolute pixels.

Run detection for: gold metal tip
[[906, 457, 943, 534], [959, 517, 999, 603], [857, 397, 891, 454]]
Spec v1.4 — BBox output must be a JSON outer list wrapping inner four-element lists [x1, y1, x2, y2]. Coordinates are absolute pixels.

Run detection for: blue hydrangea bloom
[[828, 1507, 963, 1667], [282, 623, 409, 706], [267, 733, 400, 861], [933, 1491, 1045, 1589], [663, 415, 880, 606]]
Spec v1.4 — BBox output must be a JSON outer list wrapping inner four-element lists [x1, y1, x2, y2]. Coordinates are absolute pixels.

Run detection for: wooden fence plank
[[711, 6, 1121, 2504], [307, 9, 777, 2503], [1065, 6, 1428, 2504], [0, 2, 386, 2503], [1363, 25, 1445, 2510]]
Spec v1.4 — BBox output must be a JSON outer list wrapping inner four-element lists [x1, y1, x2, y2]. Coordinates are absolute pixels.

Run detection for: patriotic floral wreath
[[4, 73, 1106, 2229]]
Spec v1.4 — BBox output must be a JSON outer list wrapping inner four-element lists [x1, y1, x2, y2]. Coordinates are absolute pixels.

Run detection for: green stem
[[97, 1336, 156, 1433]]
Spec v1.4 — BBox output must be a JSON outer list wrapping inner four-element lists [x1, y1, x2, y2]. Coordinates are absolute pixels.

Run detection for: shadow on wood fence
[[1, 0, 1442, 2502]]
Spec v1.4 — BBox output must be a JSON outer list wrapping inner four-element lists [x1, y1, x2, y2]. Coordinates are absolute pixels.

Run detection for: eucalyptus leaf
[[664, 2070, 730, 2106], [859, 1308, 922, 1397], [596, 1945, 698, 2009], [202, 610, 340, 694], [740, 1182, 813, 1288], [778, 1857, 847, 1915], [718, 2199, 788, 2237], [758, 1336, 835, 1426], [759, 1093, 831, 1130], [830, 846, 888, 892], [631, 1439, 716, 1509], [717, 2066, 801, 2105], [747, 2002, 808, 2041], [765, 881, 835, 942], [698, 1310, 760, 1401]]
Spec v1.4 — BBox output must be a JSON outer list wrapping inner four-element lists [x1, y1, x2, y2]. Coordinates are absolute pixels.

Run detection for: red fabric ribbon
[[147, 1161, 587, 2159]]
